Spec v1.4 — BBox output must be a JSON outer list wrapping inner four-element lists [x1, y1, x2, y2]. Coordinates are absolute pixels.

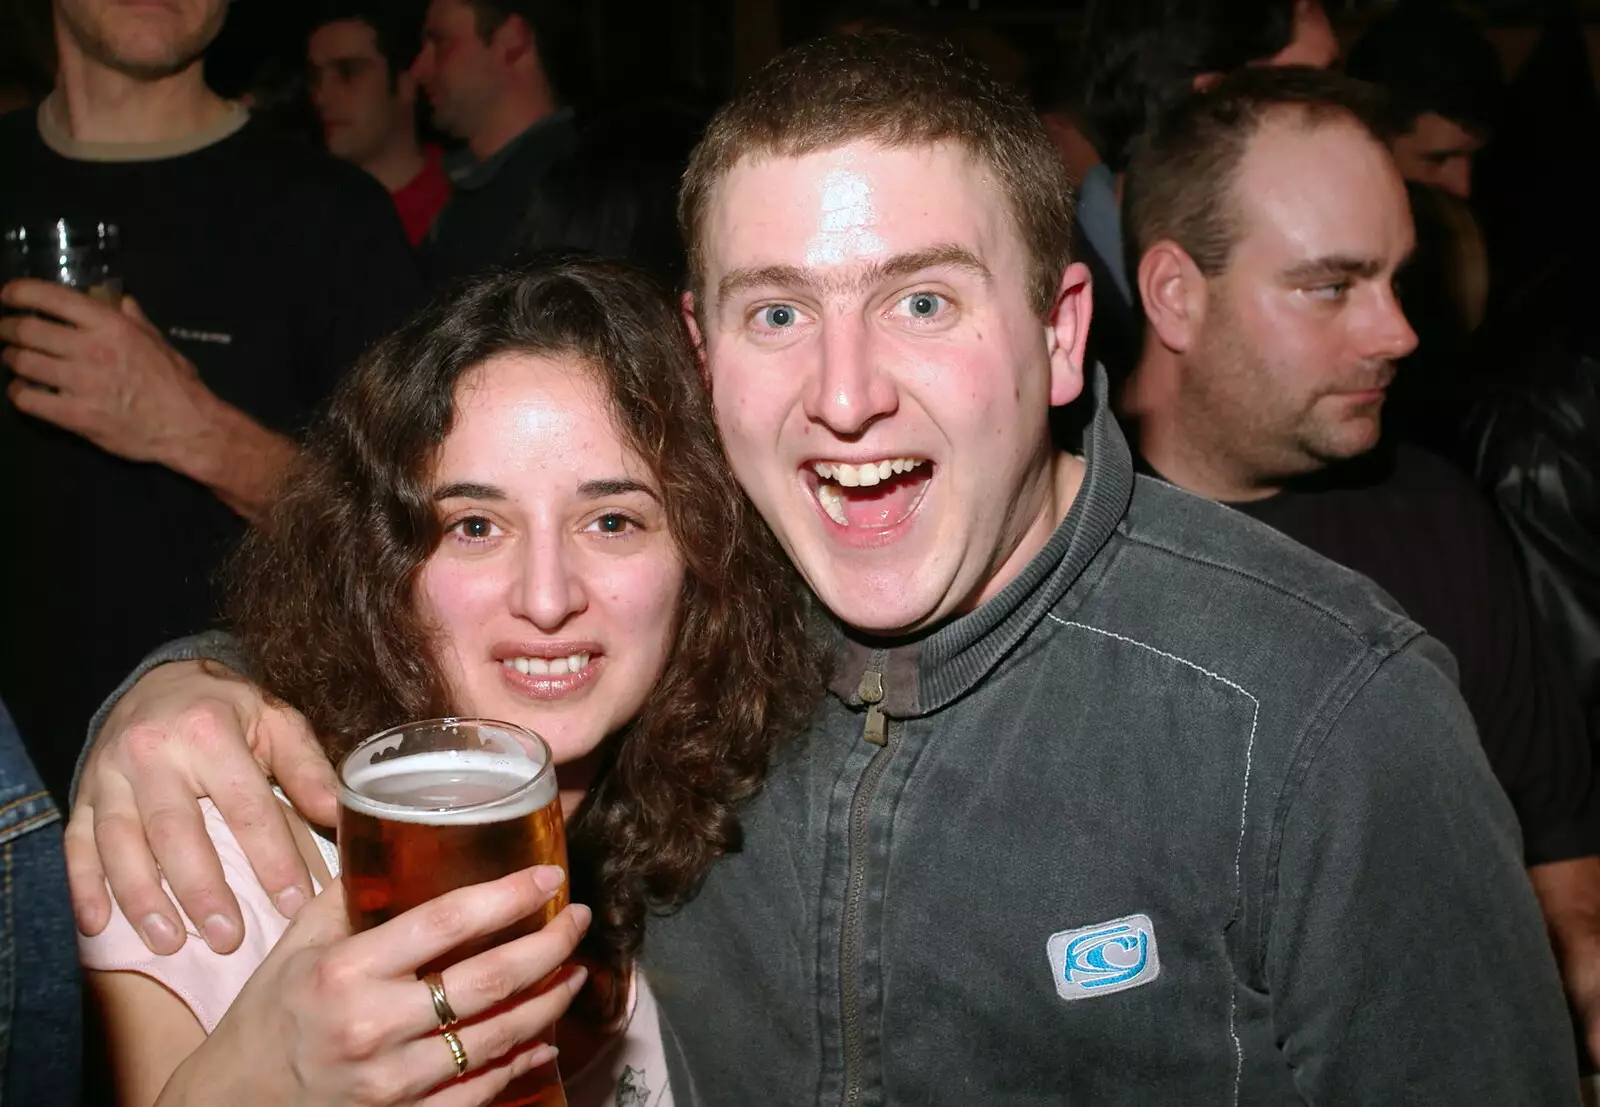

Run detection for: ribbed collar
[[827, 364, 1135, 716], [36, 92, 249, 162]]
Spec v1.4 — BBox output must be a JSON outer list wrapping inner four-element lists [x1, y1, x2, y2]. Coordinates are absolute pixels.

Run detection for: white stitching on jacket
[[1045, 614, 1260, 1107]]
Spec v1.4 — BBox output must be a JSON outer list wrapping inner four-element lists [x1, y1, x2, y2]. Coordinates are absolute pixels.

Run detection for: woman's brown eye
[[460, 517, 491, 538]]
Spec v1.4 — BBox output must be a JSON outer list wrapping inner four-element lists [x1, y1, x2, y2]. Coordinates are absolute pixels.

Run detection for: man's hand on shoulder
[[67, 660, 338, 956]]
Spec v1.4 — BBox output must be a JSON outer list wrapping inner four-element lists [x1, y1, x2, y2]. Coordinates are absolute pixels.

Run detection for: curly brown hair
[[224, 254, 828, 976]]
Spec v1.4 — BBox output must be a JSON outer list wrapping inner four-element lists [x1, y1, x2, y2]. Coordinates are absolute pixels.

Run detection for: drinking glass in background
[[339, 718, 571, 1107], [2, 218, 123, 305]]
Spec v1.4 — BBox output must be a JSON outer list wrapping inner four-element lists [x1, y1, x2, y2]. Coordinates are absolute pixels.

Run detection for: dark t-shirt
[[1226, 444, 1600, 865], [421, 109, 578, 287], [0, 107, 424, 799]]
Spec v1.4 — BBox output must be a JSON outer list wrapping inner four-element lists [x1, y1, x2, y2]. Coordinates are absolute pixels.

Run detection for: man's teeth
[[502, 653, 590, 676], [812, 457, 926, 488]]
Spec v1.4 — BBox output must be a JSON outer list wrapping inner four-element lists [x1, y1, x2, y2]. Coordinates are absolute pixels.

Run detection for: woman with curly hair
[[79, 255, 827, 1107]]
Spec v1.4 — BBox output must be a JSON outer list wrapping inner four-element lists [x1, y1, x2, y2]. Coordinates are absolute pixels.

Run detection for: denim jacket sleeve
[[71, 630, 253, 806], [0, 698, 80, 1107], [1265, 635, 1579, 1104]]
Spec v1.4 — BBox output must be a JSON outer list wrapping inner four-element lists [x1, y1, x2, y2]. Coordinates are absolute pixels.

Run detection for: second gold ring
[[442, 1028, 468, 1078]]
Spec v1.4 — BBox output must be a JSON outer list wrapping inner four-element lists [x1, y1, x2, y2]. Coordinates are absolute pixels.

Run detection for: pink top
[[79, 799, 673, 1107]]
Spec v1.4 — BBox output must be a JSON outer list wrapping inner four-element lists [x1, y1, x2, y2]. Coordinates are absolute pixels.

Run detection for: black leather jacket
[[1471, 354, 1600, 738]]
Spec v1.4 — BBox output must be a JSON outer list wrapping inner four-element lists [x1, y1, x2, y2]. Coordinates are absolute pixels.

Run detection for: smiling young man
[[65, 32, 1578, 1105]]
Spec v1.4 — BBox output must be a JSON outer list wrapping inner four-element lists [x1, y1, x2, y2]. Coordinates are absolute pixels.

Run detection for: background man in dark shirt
[[411, 0, 580, 284], [307, 1, 450, 247], [0, 0, 423, 801], [1118, 65, 1600, 1061]]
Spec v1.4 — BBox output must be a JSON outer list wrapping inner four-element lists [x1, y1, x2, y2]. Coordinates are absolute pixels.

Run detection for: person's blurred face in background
[[54, 0, 227, 79], [1386, 112, 1486, 200], [307, 19, 417, 166], [1344, 5, 1502, 201], [411, 0, 507, 141]]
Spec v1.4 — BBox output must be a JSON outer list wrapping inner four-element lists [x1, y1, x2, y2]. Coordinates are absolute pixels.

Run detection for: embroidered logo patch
[[1046, 913, 1160, 1000]]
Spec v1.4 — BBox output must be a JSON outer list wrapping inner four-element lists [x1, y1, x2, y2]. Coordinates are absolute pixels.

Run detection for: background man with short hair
[[411, 0, 582, 284], [1119, 64, 1600, 1062], [307, 1, 450, 246]]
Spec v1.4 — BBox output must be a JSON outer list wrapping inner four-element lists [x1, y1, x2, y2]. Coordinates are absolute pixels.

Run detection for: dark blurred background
[[6, 0, 1600, 121]]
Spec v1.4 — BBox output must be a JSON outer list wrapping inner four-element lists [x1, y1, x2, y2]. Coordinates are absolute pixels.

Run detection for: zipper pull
[[858, 668, 887, 746]]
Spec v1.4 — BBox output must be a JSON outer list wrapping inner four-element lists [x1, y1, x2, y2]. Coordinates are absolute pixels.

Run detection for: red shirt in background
[[391, 144, 451, 247]]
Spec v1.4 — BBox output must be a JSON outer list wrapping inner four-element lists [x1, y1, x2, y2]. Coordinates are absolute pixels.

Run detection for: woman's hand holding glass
[[162, 865, 590, 1107]]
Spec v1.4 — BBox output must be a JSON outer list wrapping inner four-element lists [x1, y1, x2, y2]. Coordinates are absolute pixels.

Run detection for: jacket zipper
[[842, 656, 897, 1106]]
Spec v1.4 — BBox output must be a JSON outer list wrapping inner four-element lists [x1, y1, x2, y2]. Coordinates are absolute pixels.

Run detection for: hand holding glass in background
[[3, 217, 122, 305]]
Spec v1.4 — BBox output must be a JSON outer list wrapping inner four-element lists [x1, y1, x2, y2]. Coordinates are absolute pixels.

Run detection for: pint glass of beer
[[338, 718, 570, 1107]]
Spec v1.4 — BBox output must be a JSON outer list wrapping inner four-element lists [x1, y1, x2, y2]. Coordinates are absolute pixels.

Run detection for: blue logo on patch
[[1046, 913, 1160, 1000]]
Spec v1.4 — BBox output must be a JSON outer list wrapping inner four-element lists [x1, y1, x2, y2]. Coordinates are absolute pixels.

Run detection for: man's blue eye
[[905, 293, 943, 318], [761, 305, 796, 328]]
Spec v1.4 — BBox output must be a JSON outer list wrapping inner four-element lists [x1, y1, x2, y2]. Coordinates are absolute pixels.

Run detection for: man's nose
[[1371, 289, 1419, 362], [1441, 159, 1473, 200], [410, 46, 434, 84], [801, 317, 898, 437]]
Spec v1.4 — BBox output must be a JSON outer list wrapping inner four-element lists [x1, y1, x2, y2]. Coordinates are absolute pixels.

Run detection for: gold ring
[[442, 1027, 468, 1078], [423, 972, 459, 1027]]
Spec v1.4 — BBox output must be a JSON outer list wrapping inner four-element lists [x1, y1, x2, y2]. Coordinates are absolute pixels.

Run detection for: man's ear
[[681, 290, 711, 388], [493, 13, 536, 70], [1137, 241, 1207, 355], [1044, 261, 1093, 407]]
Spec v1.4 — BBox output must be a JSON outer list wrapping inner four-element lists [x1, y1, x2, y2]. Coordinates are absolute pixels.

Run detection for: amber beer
[[339, 719, 570, 1107]]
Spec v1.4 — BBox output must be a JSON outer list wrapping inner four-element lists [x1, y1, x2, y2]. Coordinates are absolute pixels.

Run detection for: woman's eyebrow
[[579, 478, 660, 501], [433, 481, 506, 502]]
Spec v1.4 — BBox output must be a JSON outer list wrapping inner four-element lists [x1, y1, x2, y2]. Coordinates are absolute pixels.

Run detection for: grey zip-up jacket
[[85, 382, 1577, 1106], [639, 393, 1578, 1105]]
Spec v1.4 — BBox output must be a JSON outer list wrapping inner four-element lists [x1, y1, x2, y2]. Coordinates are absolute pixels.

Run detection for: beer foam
[[340, 749, 559, 825]]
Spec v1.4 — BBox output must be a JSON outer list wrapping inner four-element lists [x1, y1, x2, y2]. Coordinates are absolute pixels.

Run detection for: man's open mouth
[[806, 457, 933, 529]]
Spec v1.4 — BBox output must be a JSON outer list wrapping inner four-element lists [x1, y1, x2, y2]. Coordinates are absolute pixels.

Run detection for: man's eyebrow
[[434, 481, 506, 502], [1280, 256, 1384, 283], [715, 244, 992, 311]]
